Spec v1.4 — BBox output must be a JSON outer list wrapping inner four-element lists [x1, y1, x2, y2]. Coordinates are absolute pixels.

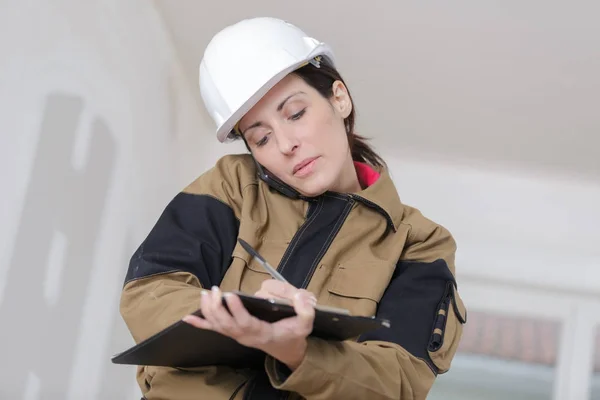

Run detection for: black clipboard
[[111, 291, 390, 369]]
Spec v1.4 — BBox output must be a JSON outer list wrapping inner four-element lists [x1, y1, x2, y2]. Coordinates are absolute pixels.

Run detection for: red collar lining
[[354, 161, 380, 188]]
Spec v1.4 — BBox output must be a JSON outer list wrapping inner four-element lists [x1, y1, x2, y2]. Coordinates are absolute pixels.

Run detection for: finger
[[259, 280, 317, 304], [208, 286, 241, 335], [224, 293, 263, 336], [299, 289, 318, 307], [259, 279, 298, 300], [293, 292, 316, 317], [199, 289, 212, 319], [182, 314, 213, 330], [254, 290, 293, 306], [292, 292, 316, 336], [201, 287, 222, 328], [253, 290, 273, 299]]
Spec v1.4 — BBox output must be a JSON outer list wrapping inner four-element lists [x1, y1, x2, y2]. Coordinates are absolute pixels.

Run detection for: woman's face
[[238, 74, 359, 197]]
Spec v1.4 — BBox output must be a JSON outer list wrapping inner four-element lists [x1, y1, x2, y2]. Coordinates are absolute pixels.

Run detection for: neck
[[331, 156, 362, 193]]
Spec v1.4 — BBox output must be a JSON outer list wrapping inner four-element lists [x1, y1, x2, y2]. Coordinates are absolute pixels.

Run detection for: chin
[[297, 187, 327, 198], [293, 179, 331, 198]]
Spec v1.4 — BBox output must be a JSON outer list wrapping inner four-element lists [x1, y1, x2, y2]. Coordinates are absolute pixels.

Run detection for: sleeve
[[264, 207, 467, 400], [119, 155, 255, 399]]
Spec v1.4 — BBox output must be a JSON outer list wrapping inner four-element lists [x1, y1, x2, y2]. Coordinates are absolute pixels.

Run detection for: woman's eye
[[256, 135, 269, 147], [290, 108, 306, 121]]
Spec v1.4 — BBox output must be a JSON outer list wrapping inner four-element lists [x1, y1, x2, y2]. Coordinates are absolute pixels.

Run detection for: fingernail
[[201, 290, 209, 297], [309, 296, 317, 306], [211, 285, 220, 294]]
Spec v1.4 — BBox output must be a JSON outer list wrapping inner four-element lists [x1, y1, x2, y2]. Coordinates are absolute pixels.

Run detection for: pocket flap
[[327, 262, 395, 303], [232, 239, 289, 275]]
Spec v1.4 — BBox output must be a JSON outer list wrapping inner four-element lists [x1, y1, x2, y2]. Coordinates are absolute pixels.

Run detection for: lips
[[293, 157, 319, 175]]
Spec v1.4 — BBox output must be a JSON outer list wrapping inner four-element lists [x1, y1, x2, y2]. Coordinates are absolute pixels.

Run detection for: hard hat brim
[[215, 44, 335, 143]]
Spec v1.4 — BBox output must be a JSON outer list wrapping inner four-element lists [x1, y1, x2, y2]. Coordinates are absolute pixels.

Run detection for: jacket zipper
[[299, 196, 355, 289], [276, 195, 355, 289], [348, 193, 395, 231], [428, 283, 453, 352]]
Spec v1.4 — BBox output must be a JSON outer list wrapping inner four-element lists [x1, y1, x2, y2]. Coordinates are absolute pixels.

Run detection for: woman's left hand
[[182, 283, 316, 371]]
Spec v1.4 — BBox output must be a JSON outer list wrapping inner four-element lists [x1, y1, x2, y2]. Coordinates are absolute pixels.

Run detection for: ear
[[330, 80, 353, 118]]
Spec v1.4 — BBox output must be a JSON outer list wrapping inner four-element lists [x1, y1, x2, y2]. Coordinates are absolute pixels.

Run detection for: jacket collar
[[257, 161, 403, 232], [354, 166, 403, 232]]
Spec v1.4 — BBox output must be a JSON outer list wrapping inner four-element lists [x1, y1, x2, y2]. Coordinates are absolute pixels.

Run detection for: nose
[[274, 126, 299, 155]]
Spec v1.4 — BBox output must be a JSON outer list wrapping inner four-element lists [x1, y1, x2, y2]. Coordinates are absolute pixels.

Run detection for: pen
[[237, 238, 288, 283], [237, 238, 351, 315]]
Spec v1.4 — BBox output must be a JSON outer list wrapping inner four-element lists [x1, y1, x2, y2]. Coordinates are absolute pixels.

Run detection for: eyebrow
[[241, 91, 305, 135]]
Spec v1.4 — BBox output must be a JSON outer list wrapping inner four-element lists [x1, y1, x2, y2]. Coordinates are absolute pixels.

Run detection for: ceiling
[[154, 1, 599, 180]]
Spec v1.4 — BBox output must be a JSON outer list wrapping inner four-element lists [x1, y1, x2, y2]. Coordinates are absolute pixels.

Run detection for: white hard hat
[[199, 17, 336, 143]]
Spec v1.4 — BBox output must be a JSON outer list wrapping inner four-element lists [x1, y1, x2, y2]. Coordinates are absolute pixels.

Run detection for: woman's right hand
[[254, 279, 317, 306], [183, 284, 316, 371]]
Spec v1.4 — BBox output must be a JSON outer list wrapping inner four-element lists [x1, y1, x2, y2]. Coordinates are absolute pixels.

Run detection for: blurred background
[[0, 0, 598, 399]]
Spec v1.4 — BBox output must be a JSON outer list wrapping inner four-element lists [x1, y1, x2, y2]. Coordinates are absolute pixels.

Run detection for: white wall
[[1, 1, 598, 399], [384, 152, 600, 399], [156, 0, 600, 180], [383, 152, 600, 294], [0, 0, 242, 398]]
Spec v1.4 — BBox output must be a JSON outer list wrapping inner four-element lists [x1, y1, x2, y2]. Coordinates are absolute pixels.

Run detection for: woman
[[120, 17, 467, 400]]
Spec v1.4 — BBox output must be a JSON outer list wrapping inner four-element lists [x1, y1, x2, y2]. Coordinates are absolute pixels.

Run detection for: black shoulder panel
[[125, 193, 239, 289]]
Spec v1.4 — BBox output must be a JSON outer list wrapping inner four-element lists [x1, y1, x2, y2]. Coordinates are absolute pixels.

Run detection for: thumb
[[293, 292, 316, 319]]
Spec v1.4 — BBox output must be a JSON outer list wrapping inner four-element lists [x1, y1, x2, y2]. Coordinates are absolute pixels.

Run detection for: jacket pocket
[[231, 239, 290, 294], [427, 281, 467, 373], [326, 262, 395, 317]]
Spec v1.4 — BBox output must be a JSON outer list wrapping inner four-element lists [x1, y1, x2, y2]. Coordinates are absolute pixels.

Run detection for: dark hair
[[292, 58, 386, 169], [241, 58, 386, 169]]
